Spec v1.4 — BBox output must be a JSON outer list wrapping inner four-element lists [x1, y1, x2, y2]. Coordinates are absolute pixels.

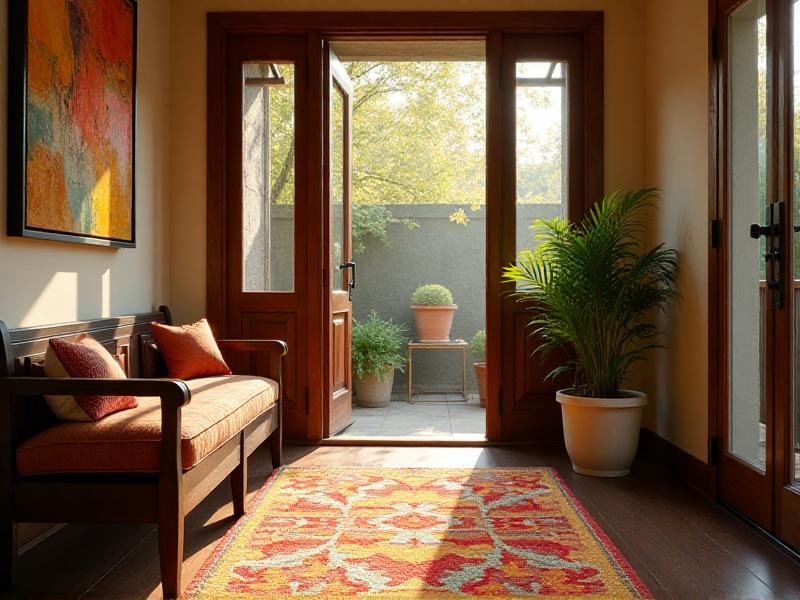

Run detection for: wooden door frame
[[710, 0, 800, 550], [207, 11, 603, 443], [707, 0, 722, 509], [773, 0, 800, 550], [711, 0, 776, 529]]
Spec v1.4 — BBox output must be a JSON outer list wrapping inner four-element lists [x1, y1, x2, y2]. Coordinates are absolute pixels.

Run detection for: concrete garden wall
[[351, 203, 560, 394]]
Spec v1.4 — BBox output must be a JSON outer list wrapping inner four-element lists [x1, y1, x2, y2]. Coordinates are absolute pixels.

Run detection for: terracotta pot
[[473, 361, 487, 407], [355, 371, 395, 408], [410, 304, 457, 342], [556, 389, 647, 477]]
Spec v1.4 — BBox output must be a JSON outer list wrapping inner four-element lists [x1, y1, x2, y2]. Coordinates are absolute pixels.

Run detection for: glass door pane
[[728, 0, 767, 469], [331, 84, 346, 289]]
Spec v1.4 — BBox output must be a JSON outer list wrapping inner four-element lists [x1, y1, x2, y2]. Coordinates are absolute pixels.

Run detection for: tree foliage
[[266, 65, 296, 206], [352, 204, 417, 255], [263, 60, 565, 209], [345, 61, 485, 206]]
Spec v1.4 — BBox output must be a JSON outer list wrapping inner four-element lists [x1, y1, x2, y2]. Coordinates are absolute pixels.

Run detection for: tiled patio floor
[[335, 393, 486, 440]]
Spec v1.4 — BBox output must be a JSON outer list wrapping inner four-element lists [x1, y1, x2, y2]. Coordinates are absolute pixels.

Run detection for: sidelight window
[[241, 62, 296, 292]]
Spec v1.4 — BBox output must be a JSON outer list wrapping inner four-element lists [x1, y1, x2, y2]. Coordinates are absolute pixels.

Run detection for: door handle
[[749, 223, 777, 239], [339, 261, 356, 301], [752, 202, 786, 308]]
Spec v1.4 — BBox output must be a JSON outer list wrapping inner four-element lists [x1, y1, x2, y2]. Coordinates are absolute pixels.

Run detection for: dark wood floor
[[4, 444, 800, 599]]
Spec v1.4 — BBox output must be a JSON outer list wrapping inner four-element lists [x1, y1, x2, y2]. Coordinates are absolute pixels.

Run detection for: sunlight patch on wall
[[102, 268, 111, 316], [20, 272, 78, 327]]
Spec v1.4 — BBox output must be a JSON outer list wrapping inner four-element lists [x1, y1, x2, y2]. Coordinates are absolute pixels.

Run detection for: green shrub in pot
[[470, 330, 487, 407], [470, 329, 486, 361], [352, 311, 407, 407], [409, 284, 457, 341]]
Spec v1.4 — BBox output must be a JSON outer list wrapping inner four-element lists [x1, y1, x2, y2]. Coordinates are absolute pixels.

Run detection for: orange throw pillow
[[150, 318, 231, 380], [45, 334, 137, 421]]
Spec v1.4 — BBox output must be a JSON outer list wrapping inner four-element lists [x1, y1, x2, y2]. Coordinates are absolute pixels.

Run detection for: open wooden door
[[323, 46, 355, 436]]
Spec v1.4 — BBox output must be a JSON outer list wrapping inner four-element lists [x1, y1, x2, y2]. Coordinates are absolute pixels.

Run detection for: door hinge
[[710, 218, 722, 249], [304, 387, 310, 415], [710, 435, 721, 466], [711, 25, 719, 62], [498, 387, 503, 416]]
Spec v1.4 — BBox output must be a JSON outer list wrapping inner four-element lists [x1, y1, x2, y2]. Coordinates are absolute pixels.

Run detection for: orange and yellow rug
[[186, 467, 651, 599]]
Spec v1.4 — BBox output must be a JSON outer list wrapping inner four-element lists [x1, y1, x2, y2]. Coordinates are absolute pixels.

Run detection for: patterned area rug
[[186, 467, 651, 599]]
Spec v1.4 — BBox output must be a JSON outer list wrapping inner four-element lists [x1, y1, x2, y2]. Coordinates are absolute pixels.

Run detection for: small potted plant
[[352, 311, 407, 408], [503, 189, 678, 477], [409, 284, 457, 342], [471, 330, 487, 407]]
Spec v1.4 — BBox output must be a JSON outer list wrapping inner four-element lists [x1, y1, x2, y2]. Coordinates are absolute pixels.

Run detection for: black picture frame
[[6, 0, 138, 248]]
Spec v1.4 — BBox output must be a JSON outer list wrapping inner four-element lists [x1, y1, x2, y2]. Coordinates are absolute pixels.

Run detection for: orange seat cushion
[[15, 375, 277, 475]]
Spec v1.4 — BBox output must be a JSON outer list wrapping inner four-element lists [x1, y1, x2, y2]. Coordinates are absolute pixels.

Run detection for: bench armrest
[[0, 377, 191, 408], [216, 339, 288, 356], [216, 339, 287, 389]]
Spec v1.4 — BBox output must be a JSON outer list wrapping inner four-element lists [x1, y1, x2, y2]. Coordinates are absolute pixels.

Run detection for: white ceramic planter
[[355, 371, 395, 408], [556, 389, 647, 477]]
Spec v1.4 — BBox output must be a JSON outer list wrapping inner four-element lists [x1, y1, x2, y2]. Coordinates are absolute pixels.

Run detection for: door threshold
[[319, 435, 489, 447]]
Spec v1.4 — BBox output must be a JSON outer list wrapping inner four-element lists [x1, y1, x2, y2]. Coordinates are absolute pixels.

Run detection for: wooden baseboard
[[639, 428, 716, 500]]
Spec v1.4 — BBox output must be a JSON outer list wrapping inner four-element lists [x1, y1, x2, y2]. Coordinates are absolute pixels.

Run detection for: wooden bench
[[0, 306, 286, 598]]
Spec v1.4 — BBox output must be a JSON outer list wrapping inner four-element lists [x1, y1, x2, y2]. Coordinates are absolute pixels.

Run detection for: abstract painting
[[8, 0, 137, 247]]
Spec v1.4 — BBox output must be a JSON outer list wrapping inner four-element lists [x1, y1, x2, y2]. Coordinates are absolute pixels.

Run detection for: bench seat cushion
[[15, 375, 277, 475]]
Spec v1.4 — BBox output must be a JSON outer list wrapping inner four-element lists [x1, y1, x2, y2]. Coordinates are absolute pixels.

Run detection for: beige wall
[[0, 0, 713, 459], [643, 0, 710, 461], [169, 0, 648, 322], [0, 0, 171, 328]]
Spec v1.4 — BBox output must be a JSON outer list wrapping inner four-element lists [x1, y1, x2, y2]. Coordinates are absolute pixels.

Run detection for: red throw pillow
[[46, 334, 138, 421], [150, 318, 231, 380]]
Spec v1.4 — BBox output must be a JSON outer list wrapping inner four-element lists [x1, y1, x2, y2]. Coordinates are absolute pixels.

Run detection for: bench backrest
[[0, 307, 171, 449]]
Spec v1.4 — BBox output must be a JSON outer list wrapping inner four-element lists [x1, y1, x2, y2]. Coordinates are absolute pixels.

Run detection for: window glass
[[332, 84, 346, 290], [515, 61, 567, 259], [727, 0, 767, 469], [242, 62, 295, 292]]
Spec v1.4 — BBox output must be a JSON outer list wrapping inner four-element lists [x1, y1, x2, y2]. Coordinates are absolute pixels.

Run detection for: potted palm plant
[[470, 330, 487, 407], [503, 189, 678, 477], [409, 284, 457, 342], [352, 311, 407, 408]]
